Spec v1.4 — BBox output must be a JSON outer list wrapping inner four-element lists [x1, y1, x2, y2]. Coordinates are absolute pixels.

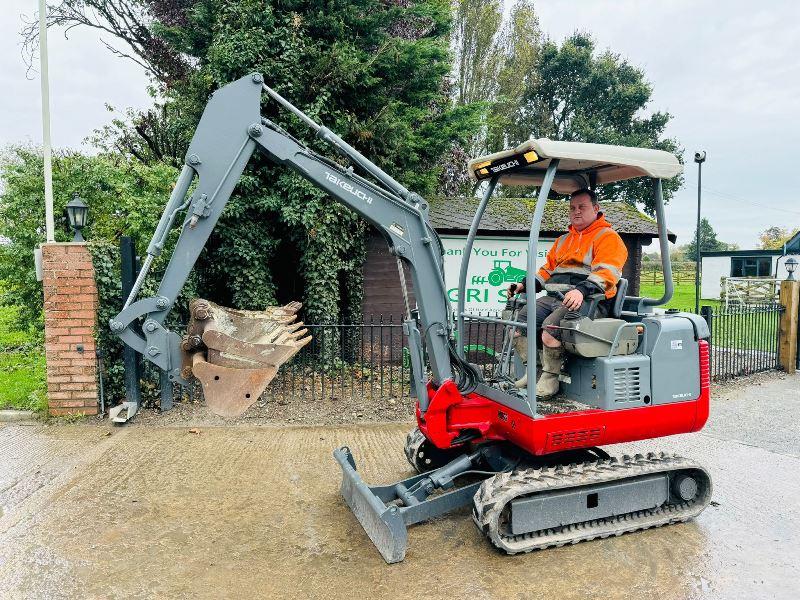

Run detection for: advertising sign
[[440, 236, 554, 315]]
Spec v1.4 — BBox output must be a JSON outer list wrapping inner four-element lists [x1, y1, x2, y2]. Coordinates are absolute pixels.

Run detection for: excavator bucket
[[181, 299, 311, 417]]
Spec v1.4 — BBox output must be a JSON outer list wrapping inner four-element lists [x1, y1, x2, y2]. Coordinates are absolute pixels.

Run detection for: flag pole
[[39, 0, 55, 242]]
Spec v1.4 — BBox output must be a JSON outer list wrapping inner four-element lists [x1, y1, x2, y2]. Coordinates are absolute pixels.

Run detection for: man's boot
[[513, 335, 528, 389], [536, 345, 564, 398]]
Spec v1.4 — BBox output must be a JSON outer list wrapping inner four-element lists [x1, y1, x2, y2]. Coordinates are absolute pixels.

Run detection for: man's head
[[568, 188, 600, 231]]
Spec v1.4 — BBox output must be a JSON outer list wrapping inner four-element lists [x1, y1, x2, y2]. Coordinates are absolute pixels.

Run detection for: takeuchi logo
[[324, 171, 373, 204], [490, 159, 519, 173]]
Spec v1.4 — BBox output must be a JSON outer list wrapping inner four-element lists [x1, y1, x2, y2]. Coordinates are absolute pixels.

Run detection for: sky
[[2, 0, 799, 249], [0, 1, 152, 153], [534, 1, 800, 249]]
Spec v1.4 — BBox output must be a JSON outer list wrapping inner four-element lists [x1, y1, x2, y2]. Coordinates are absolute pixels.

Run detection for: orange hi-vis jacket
[[534, 213, 628, 299]]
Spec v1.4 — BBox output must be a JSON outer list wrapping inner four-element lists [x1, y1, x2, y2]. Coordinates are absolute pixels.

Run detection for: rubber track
[[472, 452, 712, 554], [403, 428, 426, 473]]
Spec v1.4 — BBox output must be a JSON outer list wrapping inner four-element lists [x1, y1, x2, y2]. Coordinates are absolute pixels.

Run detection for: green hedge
[[0, 148, 192, 405]]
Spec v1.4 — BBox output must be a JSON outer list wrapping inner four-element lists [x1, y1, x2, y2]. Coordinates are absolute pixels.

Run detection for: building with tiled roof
[[362, 199, 674, 318], [427, 198, 676, 241]]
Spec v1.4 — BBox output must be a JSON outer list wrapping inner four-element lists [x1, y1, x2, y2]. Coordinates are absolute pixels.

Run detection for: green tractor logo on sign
[[487, 260, 526, 286]]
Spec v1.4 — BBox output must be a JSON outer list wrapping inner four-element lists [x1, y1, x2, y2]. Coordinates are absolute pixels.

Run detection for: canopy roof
[[468, 138, 682, 193]]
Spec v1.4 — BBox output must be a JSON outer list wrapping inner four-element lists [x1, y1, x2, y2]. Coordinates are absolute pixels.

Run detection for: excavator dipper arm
[[110, 73, 458, 407]]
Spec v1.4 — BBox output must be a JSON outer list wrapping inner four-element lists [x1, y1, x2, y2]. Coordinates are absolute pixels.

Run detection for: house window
[[730, 257, 772, 277]]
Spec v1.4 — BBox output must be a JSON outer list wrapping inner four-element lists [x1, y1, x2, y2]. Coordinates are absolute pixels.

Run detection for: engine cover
[[563, 313, 701, 410]]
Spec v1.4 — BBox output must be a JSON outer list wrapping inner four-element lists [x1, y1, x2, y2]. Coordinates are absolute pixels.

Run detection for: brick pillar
[[41, 243, 99, 416]]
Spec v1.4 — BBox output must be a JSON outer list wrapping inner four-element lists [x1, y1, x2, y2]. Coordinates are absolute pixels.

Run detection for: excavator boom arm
[[110, 73, 456, 406]]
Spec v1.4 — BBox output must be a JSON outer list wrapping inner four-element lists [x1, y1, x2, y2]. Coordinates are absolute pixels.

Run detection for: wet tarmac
[[1, 373, 798, 599]]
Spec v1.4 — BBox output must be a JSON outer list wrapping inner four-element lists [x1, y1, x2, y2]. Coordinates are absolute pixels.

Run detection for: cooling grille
[[613, 367, 641, 403]]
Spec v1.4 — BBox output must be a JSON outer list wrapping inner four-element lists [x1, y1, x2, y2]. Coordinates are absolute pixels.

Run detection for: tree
[[684, 218, 733, 259], [452, 0, 505, 107], [516, 33, 682, 212], [485, 0, 540, 151], [22, 0, 192, 83], [441, 0, 540, 194], [26, 0, 480, 331], [0, 146, 214, 404], [758, 226, 799, 250], [89, 101, 194, 168], [0, 146, 187, 329], [451, 0, 540, 133]]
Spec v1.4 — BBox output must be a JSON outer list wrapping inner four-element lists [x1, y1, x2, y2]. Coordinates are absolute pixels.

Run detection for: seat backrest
[[610, 278, 628, 318]]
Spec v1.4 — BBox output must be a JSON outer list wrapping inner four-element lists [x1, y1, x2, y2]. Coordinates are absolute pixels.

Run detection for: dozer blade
[[334, 446, 503, 563], [183, 299, 311, 417], [334, 447, 409, 564]]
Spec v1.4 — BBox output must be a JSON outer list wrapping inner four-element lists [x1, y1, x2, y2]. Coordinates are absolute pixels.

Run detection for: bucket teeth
[[182, 299, 311, 417]]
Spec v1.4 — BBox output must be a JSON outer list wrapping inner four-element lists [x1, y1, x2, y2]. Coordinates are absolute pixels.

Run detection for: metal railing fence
[[135, 314, 509, 408], [700, 303, 784, 381], [134, 303, 786, 409], [261, 314, 508, 405]]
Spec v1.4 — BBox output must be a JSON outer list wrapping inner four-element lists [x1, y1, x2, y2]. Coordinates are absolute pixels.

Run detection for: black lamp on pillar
[[65, 193, 88, 242], [786, 257, 798, 281]]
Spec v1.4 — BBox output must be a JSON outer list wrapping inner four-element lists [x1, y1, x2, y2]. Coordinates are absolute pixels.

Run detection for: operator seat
[[561, 278, 639, 358], [585, 277, 628, 319], [609, 277, 628, 317]]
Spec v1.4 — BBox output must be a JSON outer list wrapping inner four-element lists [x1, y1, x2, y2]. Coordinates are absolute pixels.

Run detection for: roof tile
[[428, 197, 675, 241]]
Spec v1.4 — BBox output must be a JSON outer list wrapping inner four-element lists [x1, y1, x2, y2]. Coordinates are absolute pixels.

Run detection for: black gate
[[701, 303, 784, 381]]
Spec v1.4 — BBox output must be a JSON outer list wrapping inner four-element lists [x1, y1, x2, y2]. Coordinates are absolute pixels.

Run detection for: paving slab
[[0, 373, 798, 600], [0, 410, 36, 423]]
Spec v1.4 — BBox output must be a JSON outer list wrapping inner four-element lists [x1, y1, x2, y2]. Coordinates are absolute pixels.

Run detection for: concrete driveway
[[1, 373, 798, 600]]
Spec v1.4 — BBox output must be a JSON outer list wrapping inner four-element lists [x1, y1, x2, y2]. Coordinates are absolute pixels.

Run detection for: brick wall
[[41, 243, 99, 416]]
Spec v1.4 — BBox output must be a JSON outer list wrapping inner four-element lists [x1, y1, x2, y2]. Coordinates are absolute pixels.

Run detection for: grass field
[[639, 282, 721, 312], [639, 281, 781, 354], [0, 305, 47, 412]]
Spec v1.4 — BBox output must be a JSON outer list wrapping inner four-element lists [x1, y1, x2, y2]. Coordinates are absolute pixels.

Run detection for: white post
[[39, 0, 55, 242]]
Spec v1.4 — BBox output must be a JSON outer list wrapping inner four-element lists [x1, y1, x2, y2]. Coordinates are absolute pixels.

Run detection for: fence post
[[700, 305, 713, 373], [120, 236, 142, 410], [700, 305, 713, 337], [778, 280, 799, 374]]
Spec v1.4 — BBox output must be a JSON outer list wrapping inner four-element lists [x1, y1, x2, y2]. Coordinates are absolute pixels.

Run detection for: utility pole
[[694, 151, 707, 314], [39, 0, 55, 242]]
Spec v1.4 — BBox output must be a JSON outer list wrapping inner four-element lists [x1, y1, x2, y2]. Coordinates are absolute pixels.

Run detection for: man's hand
[[506, 282, 524, 298], [562, 289, 584, 311]]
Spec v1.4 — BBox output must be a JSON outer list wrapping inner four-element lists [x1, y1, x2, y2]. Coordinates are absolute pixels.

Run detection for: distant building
[[362, 199, 675, 318], [700, 230, 800, 299]]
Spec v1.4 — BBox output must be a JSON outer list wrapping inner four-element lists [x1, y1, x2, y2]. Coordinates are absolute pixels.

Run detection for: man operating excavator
[[507, 188, 628, 397]]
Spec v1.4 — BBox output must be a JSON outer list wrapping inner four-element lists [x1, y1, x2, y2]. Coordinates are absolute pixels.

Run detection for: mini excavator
[[111, 74, 712, 563]]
